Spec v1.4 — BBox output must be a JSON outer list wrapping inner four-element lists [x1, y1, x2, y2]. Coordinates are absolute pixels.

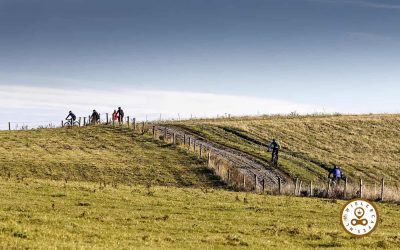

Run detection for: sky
[[1, 0, 399, 128]]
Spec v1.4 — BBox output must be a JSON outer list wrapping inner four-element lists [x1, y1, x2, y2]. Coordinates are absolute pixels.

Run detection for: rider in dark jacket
[[66, 111, 76, 121], [91, 110, 100, 124], [117, 107, 124, 123], [267, 139, 280, 164]]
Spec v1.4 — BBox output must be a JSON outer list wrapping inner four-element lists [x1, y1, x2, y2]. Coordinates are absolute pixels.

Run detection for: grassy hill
[[173, 114, 400, 185], [1, 117, 400, 248], [1, 178, 399, 249], [0, 125, 221, 188]]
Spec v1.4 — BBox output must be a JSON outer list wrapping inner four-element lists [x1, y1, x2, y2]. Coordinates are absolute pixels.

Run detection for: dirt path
[[154, 125, 293, 188]]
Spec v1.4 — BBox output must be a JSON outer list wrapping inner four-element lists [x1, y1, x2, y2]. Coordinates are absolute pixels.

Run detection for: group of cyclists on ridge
[[267, 138, 343, 182], [65, 107, 124, 125]]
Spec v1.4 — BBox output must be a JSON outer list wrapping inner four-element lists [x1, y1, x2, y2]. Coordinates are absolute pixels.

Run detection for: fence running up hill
[[4, 115, 400, 202], [149, 125, 399, 202]]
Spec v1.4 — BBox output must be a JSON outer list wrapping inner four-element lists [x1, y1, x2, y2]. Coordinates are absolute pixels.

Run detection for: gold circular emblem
[[340, 199, 379, 237]]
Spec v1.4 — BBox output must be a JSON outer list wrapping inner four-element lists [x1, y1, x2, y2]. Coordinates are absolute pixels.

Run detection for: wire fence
[[150, 125, 400, 202], [2, 115, 399, 202]]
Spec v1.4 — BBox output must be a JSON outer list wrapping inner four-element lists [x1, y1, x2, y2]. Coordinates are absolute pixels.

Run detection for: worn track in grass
[[154, 125, 293, 188]]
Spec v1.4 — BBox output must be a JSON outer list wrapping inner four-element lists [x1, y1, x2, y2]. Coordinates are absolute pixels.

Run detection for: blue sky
[[0, 0, 399, 128]]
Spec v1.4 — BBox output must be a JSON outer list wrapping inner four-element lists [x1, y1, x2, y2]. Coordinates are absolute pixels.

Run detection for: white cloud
[[346, 32, 400, 44], [0, 85, 323, 128], [306, 0, 400, 10]]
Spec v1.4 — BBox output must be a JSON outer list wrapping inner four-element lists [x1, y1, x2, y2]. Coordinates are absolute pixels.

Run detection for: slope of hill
[[0, 126, 221, 188], [1, 178, 399, 249], [1, 116, 399, 248], [173, 114, 400, 185]]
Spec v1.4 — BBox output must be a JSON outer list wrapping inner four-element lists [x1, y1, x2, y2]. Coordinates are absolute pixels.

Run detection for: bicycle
[[329, 175, 346, 187], [63, 119, 80, 127], [89, 116, 100, 125], [271, 150, 279, 167]]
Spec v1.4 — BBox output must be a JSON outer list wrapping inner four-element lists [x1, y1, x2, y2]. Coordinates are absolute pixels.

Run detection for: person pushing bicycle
[[117, 107, 124, 124], [267, 139, 280, 166], [91, 110, 100, 124]]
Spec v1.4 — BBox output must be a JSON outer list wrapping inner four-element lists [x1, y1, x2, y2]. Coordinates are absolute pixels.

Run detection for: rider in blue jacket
[[328, 165, 342, 182]]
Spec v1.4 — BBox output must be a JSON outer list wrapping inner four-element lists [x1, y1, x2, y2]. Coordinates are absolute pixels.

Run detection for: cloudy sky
[[1, 0, 399, 128]]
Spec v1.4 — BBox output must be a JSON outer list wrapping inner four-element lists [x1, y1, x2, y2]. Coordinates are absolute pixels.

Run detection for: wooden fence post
[[227, 168, 230, 184], [278, 177, 282, 195], [183, 134, 186, 145], [133, 118, 136, 130], [344, 177, 348, 199], [309, 181, 313, 197], [359, 178, 363, 198], [262, 179, 265, 193], [188, 137, 191, 148], [327, 180, 331, 197], [242, 174, 246, 189], [254, 174, 258, 192], [164, 127, 167, 141], [298, 181, 303, 196], [152, 126, 155, 138], [106, 113, 109, 124], [199, 144, 202, 157], [127, 116, 130, 128], [193, 140, 196, 152], [294, 178, 299, 196], [83, 117, 86, 126], [172, 133, 176, 144], [207, 153, 211, 168], [380, 177, 385, 201], [61, 120, 63, 127], [141, 121, 145, 134], [78, 117, 81, 127]]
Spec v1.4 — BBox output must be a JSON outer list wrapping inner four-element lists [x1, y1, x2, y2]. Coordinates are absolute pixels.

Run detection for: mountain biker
[[65, 111, 76, 122], [91, 110, 100, 124], [117, 107, 124, 124], [267, 139, 280, 165], [328, 165, 342, 183]]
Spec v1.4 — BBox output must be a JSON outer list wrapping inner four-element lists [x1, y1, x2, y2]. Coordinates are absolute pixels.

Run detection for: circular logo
[[340, 199, 379, 237]]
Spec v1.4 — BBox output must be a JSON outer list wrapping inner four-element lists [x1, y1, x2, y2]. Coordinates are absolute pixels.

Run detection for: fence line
[[149, 124, 399, 201], [4, 117, 399, 202]]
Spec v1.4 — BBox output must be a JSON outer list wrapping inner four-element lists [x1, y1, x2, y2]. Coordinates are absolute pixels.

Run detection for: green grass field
[[1, 178, 399, 249], [1, 117, 399, 249], [174, 114, 400, 185]]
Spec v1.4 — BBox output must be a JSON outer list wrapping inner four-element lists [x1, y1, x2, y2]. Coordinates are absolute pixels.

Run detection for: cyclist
[[117, 107, 124, 124], [328, 165, 342, 183], [267, 139, 280, 165], [91, 110, 100, 124], [65, 111, 76, 123]]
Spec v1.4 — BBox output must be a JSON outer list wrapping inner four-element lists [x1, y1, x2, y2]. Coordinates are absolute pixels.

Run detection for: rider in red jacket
[[112, 110, 118, 122]]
